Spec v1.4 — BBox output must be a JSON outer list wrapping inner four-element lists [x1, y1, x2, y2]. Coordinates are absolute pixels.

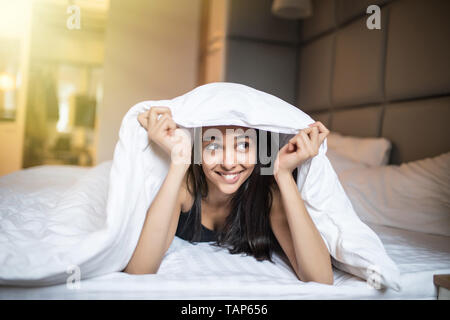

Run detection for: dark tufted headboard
[[299, 0, 450, 164]]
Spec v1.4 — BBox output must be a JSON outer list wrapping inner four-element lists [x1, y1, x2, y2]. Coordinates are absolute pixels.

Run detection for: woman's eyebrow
[[203, 135, 220, 141], [202, 134, 252, 141], [235, 134, 253, 140]]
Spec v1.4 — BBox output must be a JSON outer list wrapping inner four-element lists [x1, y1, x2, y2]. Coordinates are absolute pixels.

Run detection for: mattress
[[0, 165, 449, 299]]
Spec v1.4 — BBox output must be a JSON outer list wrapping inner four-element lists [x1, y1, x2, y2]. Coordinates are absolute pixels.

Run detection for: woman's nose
[[222, 147, 237, 169]]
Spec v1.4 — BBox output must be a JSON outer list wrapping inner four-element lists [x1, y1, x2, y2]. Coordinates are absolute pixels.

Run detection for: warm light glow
[[0, 0, 30, 38], [0, 72, 15, 91]]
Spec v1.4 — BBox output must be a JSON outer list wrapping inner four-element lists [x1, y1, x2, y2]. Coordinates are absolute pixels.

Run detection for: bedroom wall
[[222, 0, 300, 105], [298, 0, 450, 164], [95, 0, 202, 164], [200, 0, 300, 105]]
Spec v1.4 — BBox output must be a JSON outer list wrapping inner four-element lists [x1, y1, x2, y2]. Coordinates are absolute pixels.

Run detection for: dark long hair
[[182, 128, 297, 263]]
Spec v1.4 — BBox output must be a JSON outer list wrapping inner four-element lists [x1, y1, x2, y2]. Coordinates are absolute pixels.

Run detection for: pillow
[[326, 148, 369, 175], [338, 152, 450, 236], [327, 131, 392, 166]]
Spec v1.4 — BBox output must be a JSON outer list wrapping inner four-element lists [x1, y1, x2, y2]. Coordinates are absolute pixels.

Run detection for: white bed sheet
[[0, 165, 449, 299]]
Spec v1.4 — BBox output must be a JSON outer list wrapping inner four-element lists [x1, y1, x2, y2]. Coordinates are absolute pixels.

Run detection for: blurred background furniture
[[434, 274, 450, 300]]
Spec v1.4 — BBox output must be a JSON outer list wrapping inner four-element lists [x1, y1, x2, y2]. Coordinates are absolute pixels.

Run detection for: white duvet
[[0, 82, 401, 291]]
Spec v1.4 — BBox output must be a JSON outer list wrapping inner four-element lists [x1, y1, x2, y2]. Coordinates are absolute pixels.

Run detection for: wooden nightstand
[[434, 274, 450, 300]]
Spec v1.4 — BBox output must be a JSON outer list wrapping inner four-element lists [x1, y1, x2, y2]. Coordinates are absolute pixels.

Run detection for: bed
[[0, 161, 448, 300]]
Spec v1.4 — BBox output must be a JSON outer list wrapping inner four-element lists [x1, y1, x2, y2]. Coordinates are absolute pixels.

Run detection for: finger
[[308, 128, 320, 156], [139, 110, 150, 120], [138, 111, 150, 129], [295, 135, 307, 156], [300, 128, 312, 139], [149, 107, 172, 127], [310, 126, 319, 147], [279, 141, 291, 154], [166, 119, 177, 135], [290, 129, 309, 151], [288, 140, 296, 152], [167, 119, 178, 136], [156, 115, 176, 134], [316, 121, 329, 134], [302, 127, 313, 133], [299, 130, 311, 146], [150, 106, 172, 116], [288, 137, 298, 152], [308, 125, 327, 145], [309, 121, 330, 142], [153, 116, 172, 136], [299, 131, 314, 155], [154, 113, 169, 128], [151, 117, 167, 135]]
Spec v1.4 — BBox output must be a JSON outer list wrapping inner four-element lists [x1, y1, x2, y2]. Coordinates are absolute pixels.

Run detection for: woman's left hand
[[274, 121, 330, 177]]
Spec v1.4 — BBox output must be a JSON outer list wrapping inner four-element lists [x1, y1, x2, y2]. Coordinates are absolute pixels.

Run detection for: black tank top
[[175, 208, 218, 242]]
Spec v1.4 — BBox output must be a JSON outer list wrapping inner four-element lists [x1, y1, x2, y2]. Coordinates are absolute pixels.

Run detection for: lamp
[[0, 72, 15, 91], [272, 0, 313, 19]]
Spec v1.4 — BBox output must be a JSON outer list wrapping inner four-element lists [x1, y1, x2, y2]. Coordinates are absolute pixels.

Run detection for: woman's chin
[[219, 186, 240, 195]]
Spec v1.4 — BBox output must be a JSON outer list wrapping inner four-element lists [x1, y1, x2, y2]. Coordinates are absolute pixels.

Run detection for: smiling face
[[200, 125, 257, 196]]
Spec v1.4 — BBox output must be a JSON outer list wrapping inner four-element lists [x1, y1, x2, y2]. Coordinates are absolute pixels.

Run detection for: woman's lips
[[215, 170, 244, 184]]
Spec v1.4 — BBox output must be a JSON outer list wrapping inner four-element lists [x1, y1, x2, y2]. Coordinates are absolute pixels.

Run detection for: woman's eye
[[205, 142, 248, 151], [205, 143, 220, 151], [237, 142, 249, 151]]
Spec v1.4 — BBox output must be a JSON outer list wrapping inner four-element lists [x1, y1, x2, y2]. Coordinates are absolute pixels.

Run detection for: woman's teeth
[[216, 171, 243, 183], [221, 173, 238, 180]]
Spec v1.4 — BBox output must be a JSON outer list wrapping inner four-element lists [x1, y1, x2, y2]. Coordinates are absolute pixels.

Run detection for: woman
[[124, 106, 333, 285]]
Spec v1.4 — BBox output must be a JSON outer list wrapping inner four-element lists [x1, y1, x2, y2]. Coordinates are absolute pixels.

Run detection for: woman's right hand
[[138, 106, 191, 166]]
